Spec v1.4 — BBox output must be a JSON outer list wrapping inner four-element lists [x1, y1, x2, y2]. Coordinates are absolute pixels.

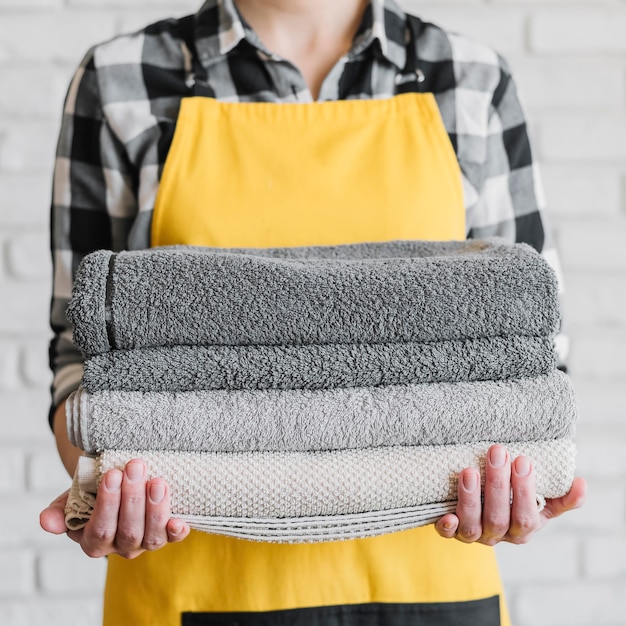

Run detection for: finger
[[115, 460, 148, 557], [434, 513, 459, 539], [81, 469, 123, 558], [481, 445, 512, 545], [541, 477, 587, 523], [508, 455, 540, 544], [39, 490, 71, 535], [166, 519, 191, 543], [455, 468, 483, 543], [142, 479, 171, 551]]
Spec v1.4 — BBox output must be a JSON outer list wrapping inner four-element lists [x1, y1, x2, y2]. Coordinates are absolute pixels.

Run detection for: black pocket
[[181, 596, 501, 626]]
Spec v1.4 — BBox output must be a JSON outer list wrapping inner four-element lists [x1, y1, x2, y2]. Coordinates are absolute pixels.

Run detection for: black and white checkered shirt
[[49, 0, 564, 421]]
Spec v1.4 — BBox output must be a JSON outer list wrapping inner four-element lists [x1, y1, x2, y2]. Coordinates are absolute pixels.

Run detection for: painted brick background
[[0, 1, 624, 624]]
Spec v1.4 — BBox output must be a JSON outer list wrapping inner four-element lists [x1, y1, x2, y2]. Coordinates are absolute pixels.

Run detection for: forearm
[[52, 400, 82, 478]]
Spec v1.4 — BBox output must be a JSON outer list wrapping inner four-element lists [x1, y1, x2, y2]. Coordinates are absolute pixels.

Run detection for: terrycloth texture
[[67, 371, 577, 454], [65, 440, 576, 539], [81, 335, 557, 393], [67, 239, 560, 355]]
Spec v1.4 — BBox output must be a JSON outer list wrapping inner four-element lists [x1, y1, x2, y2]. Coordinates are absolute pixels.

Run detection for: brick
[[496, 533, 579, 585], [28, 448, 73, 493], [0, 496, 67, 548], [0, 119, 59, 174], [0, 604, 27, 626], [568, 329, 626, 379], [573, 378, 626, 427], [495, 0, 604, 3], [0, 339, 21, 390], [514, 60, 625, 111], [540, 165, 622, 218], [0, 13, 117, 64], [0, 174, 53, 226], [514, 582, 625, 626], [6, 230, 52, 280], [0, 549, 35, 598], [557, 219, 626, 271], [69, 0, 193, 6], [555, 482, 626, 532], [0, 66, 71, 119], [0, 448, 26, 495], [0, 390, 53, 442], [21, 339, 53, 389], [0, 282, 51, 334], [0, 0, 63, 6], [0, 600, 103, 626], [575, 440, 626, 479], [38, 548, 107, 594], [537, 114, 626, 161], [530, 10, 626, 54], [562, 271, 626, 329], [118, 5, 201, 33], [584, 534, 626, 579]]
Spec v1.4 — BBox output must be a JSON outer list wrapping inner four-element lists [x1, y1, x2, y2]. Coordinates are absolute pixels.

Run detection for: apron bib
[[103, 17, 509, 626]]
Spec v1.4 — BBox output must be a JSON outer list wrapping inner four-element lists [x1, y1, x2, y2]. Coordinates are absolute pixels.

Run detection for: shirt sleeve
[[49, 48, 139, 428], [465, 58, 569, 368]]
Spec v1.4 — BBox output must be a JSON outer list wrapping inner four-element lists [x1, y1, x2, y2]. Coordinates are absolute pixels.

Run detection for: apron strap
[[178, 13, 215, 97], [394, 16, 426, 94]]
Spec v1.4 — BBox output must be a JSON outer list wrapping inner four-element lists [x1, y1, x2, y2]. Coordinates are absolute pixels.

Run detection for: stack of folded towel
[[64, 239, 577, 542]]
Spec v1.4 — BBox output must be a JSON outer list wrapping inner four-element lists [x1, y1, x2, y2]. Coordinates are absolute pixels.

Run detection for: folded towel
[[65, 439, 576, 542], [65, 456, 458, 541], [67, 371, 576, 454], [81, 335, 556, 393], [174, 505, 461, 542], [67, 239, 559, 355]]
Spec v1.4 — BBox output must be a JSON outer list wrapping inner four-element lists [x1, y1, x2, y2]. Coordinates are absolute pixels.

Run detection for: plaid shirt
[[49, 0, 563, 420]]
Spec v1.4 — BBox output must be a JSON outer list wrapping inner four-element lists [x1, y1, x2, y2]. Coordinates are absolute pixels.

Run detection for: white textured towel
[[65, 440, 576, 542]]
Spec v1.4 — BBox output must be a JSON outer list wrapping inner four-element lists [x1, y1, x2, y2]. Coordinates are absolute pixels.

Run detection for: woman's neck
[[235, 0, 370, 99]]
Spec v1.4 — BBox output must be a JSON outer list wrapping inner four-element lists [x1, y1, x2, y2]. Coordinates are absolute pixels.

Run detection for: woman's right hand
[[39, 459, 190, 559]]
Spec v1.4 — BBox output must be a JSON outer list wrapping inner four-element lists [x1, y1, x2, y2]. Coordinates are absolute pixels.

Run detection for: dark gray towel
[[67, 371, 577, 454], [81, 335, 556, 393], [67, 239, 560, 356]]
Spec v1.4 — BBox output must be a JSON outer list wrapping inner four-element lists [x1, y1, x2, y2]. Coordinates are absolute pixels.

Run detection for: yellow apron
[[103, 43, 509, 626]]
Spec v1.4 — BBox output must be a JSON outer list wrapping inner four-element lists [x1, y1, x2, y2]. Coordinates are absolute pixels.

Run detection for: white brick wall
[[0, 1, 624, 625]]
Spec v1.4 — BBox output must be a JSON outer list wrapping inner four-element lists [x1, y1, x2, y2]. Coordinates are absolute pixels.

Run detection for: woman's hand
[[39, 460, 190, 559], [435, 444, 586, 546]]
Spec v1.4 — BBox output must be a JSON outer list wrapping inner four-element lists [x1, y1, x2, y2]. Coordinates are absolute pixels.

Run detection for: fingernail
[[462, 471, 479, 492], [104, 470, 122, 492], [169, 521, 184, 536], [442, 520, 456, 531], [515, 456, 531, 477], [149, 483, 166, 504], [125, 461, 145, 483], [489, 446, 507, 468]]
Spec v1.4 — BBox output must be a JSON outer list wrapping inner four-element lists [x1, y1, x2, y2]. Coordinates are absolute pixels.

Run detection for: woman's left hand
[[434, 444, 586, 546]]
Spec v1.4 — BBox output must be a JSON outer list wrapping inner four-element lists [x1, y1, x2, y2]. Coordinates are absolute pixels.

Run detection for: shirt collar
[[193, 0, 408, 69]]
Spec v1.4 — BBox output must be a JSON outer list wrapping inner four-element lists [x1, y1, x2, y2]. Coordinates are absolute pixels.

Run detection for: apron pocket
[[181, 597, 501, 626]]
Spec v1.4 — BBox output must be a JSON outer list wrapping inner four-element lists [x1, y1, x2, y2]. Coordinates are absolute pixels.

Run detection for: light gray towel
[[81, 335, 557, 393], [67, 239, 560, 355], [67, 371, 577, 454], [64, 439, 576, 541]]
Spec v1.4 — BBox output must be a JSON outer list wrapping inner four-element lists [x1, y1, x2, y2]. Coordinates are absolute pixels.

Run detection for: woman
[[41, 0, 586, 624]]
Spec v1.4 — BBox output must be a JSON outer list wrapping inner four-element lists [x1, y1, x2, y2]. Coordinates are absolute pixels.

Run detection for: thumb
[[40, 489, 70, 535]]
